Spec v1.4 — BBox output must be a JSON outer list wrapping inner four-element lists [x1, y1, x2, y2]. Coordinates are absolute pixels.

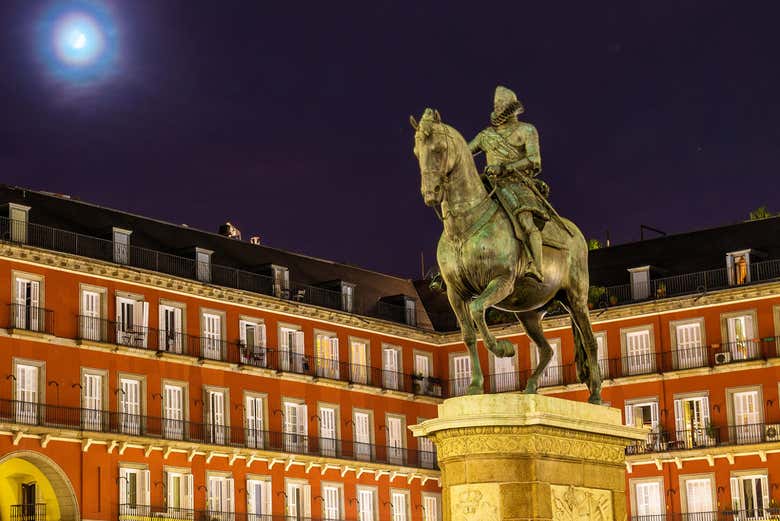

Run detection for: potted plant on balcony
[[655, 282, 667, 298], [705, 421, 718, 443], [588, 286, 606, 310]]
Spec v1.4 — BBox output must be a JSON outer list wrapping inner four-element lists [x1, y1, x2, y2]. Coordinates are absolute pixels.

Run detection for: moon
[[72, 32, 87, 49]]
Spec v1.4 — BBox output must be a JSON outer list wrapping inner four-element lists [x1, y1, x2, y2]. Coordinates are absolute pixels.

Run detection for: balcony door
[[727, 315, 757, 360], [246, 479, 271, 520], [207, 476, 234, 519], [116, 297, 148, 348], [206, 390, 226, 445], [279, 328, 305, 373], [322, 485, 340, 521], [315, 334, 339, 379], [350, 341, 369, 384], [202, 314, 222, 360], [492, 353, 516, 392], [119, 378, 141, 435], [383, 347, 401, 390], [285, 482, 311, 521], [245, 395, 265, 449], [675, 322, 705, 368], [319, 406, 337, 457], [163, 384, 184, 440], [451, 355, 471, 396], [685, 478, 714, 517], [634, 481, 663, 517], [82, 290, 101, 341], [625, 330, 654, 375], [14, 278, 40, 330], [732, 391, 761, 443], [82, 373, 103, 431], [731, 475, 770, 519], [387, 416, 404, 464], [15, 364, 38, 425], [357, 488, 375, 521], [159, 306, 183, 353], [283, 402, 307, 453], [674, 396, 712, 448], [354, 411, 371, 461]]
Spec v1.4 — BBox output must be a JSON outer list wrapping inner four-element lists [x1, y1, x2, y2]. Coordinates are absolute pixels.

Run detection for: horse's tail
[[571, 312, 590, 385]]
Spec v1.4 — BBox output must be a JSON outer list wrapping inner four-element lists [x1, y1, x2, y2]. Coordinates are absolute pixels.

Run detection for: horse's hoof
[[588, 393, 603, 405], [496, 339, 515, 357], [467, 385, 483, 395], [524, 381, 538, 394]]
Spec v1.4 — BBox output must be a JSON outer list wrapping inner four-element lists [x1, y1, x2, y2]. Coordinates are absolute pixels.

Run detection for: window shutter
[[295, 331, 305, 352], [30, 280, 40, 307], [730, 477, 740, 510], [15, 279, 26, 306], [246, 480, 256, 514], [163, 471, 170, 508], [226, 478, 235, 512], [142, 469, 151, 506], [264, 481, 272, 515], [258, 324, 267, 347], [300, 404, 308, 437], [674, 399, 684, 433], [650, 402, 659, 428], [185, 474, 194, 509], [624, 405, 634, 427], [203, 389, 211, 428], [701, 397, 711, 427], [303, 483, 312, 518], [330, 337, 339, 357], [119, 468, 128, 506]]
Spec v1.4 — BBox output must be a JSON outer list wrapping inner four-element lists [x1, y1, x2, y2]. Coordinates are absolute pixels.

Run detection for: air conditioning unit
[[715, 352, 732, 365], [765, 424, 780, 442]]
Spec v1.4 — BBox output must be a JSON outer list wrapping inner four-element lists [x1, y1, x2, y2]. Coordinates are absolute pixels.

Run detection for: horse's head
[[411, 108, 454, 207]]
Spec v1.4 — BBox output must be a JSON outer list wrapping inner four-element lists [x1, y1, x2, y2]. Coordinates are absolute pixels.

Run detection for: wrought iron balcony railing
[[625, 421, 780, 456], [0, 399, 437, 470], [118, 504, 359, 521], [8, 304, 54, 334], [630, 509, 780, 521], [0, 217, 425, 329], [10, 503, 46, 521]]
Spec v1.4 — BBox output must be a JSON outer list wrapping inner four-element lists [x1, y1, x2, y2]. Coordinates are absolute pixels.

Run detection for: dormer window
[[195, 248, 213, 283], [272, 265, 290, 298], [404, 297, 417, 326], [6, 203, 30, 244], [113, 228, 132, 265], [628, 266, 651, 301], [726, 250, 753, 286], [341, 282, 356, 313]]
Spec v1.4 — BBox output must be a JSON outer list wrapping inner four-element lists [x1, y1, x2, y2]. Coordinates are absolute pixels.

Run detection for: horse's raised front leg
[[517, 311, 553, 395], [469, 275, 516, 358], [447, 290, 483, 394]]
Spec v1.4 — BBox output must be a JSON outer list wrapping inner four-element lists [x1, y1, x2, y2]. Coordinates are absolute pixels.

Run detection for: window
[[321, 484, 342, 521], [727, 250, 753, 286], [315, 332, 340, 379], [246, 478, 272, 518], [245, 393, 266, 449], [353, 410, 372, 461], [165, 470, 193, 511], [319, 405, 338, 457], [681, 476, 714, 515], [530, 339, 562, 387], [272, 265, 290, 298], [119, 376, 143, 435], [386, 415, 405, 465], [15, 362, 41, 425], [673, 320, 706, 369], [383, 345, 402, 390], [674, 395, 713, 448], [116, 295, 149, 348], [357, 487, 376, 521], [730, 389, 762, 443], [631, 479, 663, 517], [204, 388, 228, 445], [422, 494, 441, 521], [341, 283, 355, 313], [285, 480, 311, 521], [417, 417, 436, 469], [622, 327, 655, 375], [595, 333, 609, 378], [414, 352, 438, 395], [207, 474, 234, 516], [391, 491, 409, 521], [82, 371, 105, 431], [201, 311, 224, 360], [159, 303, 184, 353], [450, 354, 472, 396], [404, 298, 417, 326], [730, 473, 769, 518], [628, 266, 651, 301], [113, 228, 131, 265], [119, 467, 150, 514], [239, 319, 267, 367], [163, 383, 185, 440], [7, 203, 30, 243], [13, 275, 42, 331], [283, 400, 308, 453], [196, 248, 212, 283], [491, 350, 517, 392], [625, 398, 660, 448], [350, 339, 369, 384], [279, 326, 305, 373], [724, 313, 758, 360], [80, 287, 105, 341]]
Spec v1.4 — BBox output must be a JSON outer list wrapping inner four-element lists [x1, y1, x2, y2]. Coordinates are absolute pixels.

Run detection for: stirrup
[[525, 265, 544, 283]]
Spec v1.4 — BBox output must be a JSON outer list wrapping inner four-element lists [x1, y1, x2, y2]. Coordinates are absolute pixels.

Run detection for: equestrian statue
[[410, 86, 602, 403]]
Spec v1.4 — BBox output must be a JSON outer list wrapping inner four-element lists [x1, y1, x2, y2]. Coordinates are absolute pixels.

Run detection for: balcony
[[118, 504, 361, 521], [0, 217, 423, 329], [626, 422, 780, 456], [10, 503, 46, 521], [630, 510, 780, 521], [0, 399, 438, 470], [8, 304, 54, 334]]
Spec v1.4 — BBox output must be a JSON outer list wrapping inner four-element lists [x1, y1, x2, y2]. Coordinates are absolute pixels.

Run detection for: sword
[[513, 171, 574, 237]]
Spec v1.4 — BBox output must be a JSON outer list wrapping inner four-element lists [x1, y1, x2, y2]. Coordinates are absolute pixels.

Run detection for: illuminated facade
[[0, 185, 779, 520]]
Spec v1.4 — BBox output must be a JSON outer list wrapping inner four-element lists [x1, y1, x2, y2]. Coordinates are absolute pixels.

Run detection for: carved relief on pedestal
[[449, 484, 500, 521], [551, 485, 613, 521]]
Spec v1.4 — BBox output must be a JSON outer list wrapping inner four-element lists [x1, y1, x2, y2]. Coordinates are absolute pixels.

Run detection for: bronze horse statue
[[411, 108, 602, 404]]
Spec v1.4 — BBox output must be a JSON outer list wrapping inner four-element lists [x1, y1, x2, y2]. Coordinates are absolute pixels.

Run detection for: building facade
[[0, 185, 779, 521]]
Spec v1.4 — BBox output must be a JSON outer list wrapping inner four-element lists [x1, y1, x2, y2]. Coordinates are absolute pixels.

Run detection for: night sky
[[1, 1, 778, 279]]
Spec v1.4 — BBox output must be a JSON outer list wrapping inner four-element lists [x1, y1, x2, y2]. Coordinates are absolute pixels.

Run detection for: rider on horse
[[469, 86, 552, 283]]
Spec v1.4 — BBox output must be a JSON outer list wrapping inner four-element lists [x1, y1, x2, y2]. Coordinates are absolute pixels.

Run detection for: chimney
[[249, 236, 261, 245]]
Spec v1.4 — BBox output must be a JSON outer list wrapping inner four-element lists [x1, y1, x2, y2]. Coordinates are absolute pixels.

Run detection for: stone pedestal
[[410, 394, 646, 521]]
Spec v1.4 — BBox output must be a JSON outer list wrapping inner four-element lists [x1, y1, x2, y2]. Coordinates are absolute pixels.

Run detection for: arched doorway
[[0, 450, 79, 521]]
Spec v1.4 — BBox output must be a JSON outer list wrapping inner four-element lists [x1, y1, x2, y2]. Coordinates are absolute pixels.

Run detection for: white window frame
[[628, 265, 651, 301], [679, 473, 715, 515], [421, 492, 442, 521], [239, 317, 267, 367], [245, 391, 267, 449], [206, 472, 235, 515], [382, 344, 402, 390], [318, 403, 339, 457], [118, 374, 145, 436], [282, 398, 308, 453], [356, 486, 377, 521], [730, 469, 770, 517], [314, 330, 340, 379], [115, 293, 149, 348], [13, 359, 44, 425], [621, 325, 656, 375], [159, 300, 185, 353], [81, 368, 107, 431], [530, 338, 562, 387], [670, 318, 707, 369], [385, 414, 406, 465], [162, 381, 187, 440], [284, 478, 311, 520], [201, 309, 225, 361], [113, 227, 132, 265], [80, 284, 106, 342], [203, 386, 230, 445], [164, 468, 194, 511], [279, 324, 305, 373], [450, 353, 472, 396], [12, 271, 44, 332], [390, 489, 410, 521], [353, 409, 373, 461], [349, 337, 370, 385], [321, 482, 343, 521], [246, 475, 272, 518], [119, 465, 150, 513], [721, 310, 759, 361], [726, 386, 764, 444]]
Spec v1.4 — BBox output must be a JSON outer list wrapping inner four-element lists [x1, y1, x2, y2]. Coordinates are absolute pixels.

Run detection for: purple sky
[[1, 1, 778, 278]]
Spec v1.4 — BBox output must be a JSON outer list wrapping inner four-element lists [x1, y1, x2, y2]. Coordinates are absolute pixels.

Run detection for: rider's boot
[[509, 211, 545, 283]]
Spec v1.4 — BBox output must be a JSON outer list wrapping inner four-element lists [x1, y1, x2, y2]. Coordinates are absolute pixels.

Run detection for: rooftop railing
[[0, 398, 437, 470], [0, 217, 425, 329]]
